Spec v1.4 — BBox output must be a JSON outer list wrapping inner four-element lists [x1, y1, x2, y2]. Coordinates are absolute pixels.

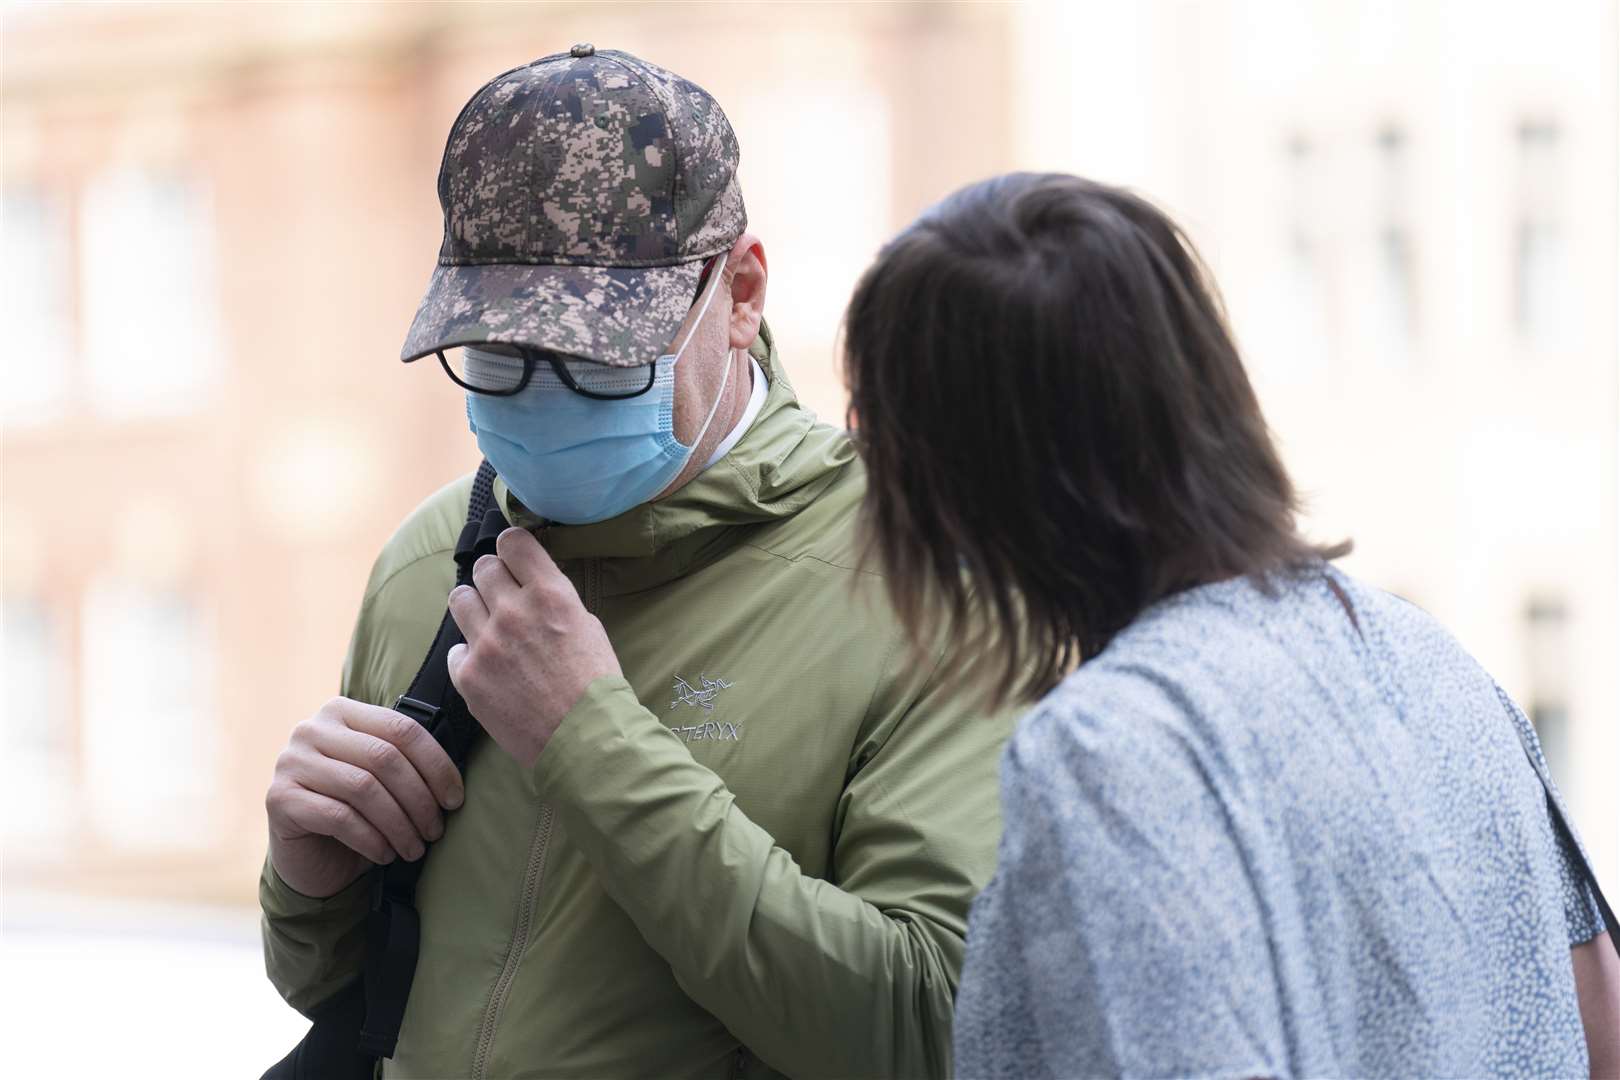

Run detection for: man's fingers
[[311, 724, 448, 844], [277, 786, 397, 866], [471, 552, 520, 602], [294, 754, 428, 862], [341, 700, 465, 811], [448, 584, 488, 643], [494, 526, 556, 586], [447, 643, 469, 692]]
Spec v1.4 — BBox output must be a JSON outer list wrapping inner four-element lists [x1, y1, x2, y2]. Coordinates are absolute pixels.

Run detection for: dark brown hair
[[842, 172, 1348, 707]]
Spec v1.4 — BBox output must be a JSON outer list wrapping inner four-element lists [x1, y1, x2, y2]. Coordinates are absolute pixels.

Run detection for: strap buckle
[[393, 694, 440, 728]]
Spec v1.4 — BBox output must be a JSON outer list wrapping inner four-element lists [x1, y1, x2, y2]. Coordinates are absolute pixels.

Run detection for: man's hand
[[265, 698, 466, 899], [447, 527, 623, 768]]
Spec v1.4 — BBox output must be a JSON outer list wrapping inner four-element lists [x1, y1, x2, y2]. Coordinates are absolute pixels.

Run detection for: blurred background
[[2, 0, 1615, 1073]]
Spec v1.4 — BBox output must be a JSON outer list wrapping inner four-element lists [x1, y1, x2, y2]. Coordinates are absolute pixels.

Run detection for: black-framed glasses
[[434, 254, 721, 401], [437, 346, 658, 400]]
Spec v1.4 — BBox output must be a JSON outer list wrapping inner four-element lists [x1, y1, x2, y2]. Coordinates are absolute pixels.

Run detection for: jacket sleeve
[[259, 586, 392, 1015], [259, 855, 373, 1015], [530, 652, 1014, 1079]]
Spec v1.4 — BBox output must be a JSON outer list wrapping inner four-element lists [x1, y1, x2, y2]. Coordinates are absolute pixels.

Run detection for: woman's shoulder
[[1004, 565, 1406, 787], [1041, 569, 1337, 716], [1001, 592, 1268, 801]]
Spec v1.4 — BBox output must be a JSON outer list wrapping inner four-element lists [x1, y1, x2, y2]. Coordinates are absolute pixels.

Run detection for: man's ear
[[723, 233, 767, 350]]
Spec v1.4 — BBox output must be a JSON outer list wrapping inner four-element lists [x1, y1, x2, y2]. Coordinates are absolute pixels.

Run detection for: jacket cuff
[[259, 852, 373, 921], [532, 674, 668, 803]]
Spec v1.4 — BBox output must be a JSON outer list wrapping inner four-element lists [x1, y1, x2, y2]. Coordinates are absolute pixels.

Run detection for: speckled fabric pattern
[[953, 563, 1604, 1079], [400, 49, 745, 367]]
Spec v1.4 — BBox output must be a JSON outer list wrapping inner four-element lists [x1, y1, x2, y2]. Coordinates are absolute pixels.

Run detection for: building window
[[1524, 594, 1571, 785], [2, 189, 74, 426], [1284, 133, 1317, 263], [1252, 132, 1333, 376], [78, 166, 221, 418], [79, 584, 218, 850], [1514, 119, 1564, 344], [1371, 124, 1417, 360], [2, 600, 75, 847]]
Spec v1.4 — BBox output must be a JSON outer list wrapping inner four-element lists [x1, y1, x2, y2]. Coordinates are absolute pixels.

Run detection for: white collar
[[704, 356, 768, 469]]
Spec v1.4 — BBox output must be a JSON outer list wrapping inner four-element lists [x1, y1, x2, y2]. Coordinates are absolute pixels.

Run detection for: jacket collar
[[491, 321, 853, 596]]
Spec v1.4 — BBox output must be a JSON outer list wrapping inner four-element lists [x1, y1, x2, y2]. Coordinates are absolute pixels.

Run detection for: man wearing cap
[[259, 47, 1011, 1080]]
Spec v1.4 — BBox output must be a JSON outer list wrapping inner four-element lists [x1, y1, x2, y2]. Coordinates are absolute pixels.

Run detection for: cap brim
[[399, 259, 707, 368]]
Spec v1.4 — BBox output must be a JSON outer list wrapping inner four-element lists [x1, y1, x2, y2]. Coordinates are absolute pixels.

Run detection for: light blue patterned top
[[954, 564, 1604, 1079]]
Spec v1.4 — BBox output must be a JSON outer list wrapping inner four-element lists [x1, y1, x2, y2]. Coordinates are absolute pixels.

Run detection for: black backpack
[[263, 461, 501, 1079]]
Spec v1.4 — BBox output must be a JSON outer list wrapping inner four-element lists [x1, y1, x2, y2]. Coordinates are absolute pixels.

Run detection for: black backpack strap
[[390, 461, 503, 752], [263, 462, 501, 1080], [358, 460, 500, 1059], [260, 977, 374, 1080]]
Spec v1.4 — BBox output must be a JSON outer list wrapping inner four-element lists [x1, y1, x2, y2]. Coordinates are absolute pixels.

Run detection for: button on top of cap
[[569, 43, 595, 58]]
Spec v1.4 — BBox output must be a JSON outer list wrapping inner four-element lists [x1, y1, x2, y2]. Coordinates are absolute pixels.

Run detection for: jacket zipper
[[468, 557, 597, 1077], [470, 802, 555, 1077], [582, 556, 601, 611]]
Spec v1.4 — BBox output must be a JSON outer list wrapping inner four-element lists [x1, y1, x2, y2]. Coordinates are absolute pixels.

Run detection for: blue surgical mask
[[463, 270, 730, 525]]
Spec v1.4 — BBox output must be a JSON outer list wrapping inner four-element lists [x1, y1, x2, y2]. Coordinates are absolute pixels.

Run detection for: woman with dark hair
[[841, 173, 1619, 1078]]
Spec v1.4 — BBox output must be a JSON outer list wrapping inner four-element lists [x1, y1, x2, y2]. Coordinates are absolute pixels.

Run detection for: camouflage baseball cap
[[400, 45, 746, 368]]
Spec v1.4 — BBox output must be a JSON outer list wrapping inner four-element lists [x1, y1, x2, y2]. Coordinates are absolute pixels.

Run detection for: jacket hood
[[493, 321, 855, 593]]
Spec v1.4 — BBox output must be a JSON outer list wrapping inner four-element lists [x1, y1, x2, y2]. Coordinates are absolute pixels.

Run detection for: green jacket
[[259, 330, 1014, 1079]]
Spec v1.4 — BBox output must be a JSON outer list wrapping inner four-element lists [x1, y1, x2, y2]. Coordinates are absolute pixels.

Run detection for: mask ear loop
[[682, 347, 734, 452], [671, 256, 733, 452], [667, 255, 726, 369]]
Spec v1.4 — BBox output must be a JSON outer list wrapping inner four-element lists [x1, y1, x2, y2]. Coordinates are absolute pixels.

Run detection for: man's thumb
[[447, 642, 468, 688]]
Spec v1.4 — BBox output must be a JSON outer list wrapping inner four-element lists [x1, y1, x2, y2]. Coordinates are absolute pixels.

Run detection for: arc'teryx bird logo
[[670, 673, 734, 712]]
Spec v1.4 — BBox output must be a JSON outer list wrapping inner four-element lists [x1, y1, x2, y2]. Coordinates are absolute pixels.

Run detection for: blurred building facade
[[2, 0, 1615, 904], [0, 1, 1015, 902], [1013, 0, 1619, 885]]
